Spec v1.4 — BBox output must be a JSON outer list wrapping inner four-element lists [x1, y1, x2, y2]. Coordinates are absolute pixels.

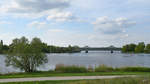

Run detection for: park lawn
[[1, 76, 150, 84], [0, 71, 150, 79]]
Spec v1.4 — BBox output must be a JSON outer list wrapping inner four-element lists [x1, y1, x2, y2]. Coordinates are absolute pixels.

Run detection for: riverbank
[[1, 65, 150, 79]]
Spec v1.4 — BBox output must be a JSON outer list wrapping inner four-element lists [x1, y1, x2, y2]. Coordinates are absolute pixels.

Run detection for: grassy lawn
[[0, 71, 150, 79], [1, 76, 150, 84]]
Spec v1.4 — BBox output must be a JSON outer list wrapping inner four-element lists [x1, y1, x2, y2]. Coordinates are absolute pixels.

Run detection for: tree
[[5, 37, 48, 72], [122, 43, 136, 53], [128, 44, 136, 52], [145, 44, 150, 53], [0, 40, 3, 53], [135, 42, 145, 53], [41, 43, 50, 53], [68, 45, 73, 53], [122, 45, 129, 53], [2, 45, 9, 53]]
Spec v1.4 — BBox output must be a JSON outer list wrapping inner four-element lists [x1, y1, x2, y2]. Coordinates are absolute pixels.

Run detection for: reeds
[[54, 64, 150, 73]]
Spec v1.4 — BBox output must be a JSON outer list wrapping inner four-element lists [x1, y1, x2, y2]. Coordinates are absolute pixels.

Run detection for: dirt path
[[0, 75, 136, 83]]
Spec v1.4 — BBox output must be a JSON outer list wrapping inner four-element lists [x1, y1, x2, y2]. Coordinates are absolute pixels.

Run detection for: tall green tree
[[5, 37, 48, 72], [145, 44, 150, 53], [122, 44, 136, 53], [135, 42, 145, 53], [122, 45, 129, 53], [128, 44, 136, 52]]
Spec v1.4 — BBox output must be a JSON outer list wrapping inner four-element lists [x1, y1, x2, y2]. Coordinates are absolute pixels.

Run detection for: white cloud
[[0, 0, 70, 18], [0, 0, 70, 13], [47, 11, 77, 22], [27, 21, 47, 28], [93, 16, 136, 35]]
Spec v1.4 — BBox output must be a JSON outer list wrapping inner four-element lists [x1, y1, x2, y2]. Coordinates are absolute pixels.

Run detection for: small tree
[[5, 37, 48, 72]]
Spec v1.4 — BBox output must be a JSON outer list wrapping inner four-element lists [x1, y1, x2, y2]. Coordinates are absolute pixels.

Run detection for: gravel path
[[0, 75, 136, 83]]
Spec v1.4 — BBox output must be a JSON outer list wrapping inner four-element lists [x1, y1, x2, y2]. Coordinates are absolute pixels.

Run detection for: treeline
[[122, 42, 150, 53], [41, 44, 81, 53], [0, 40, 9, 54], [0, 38, 81, 54]]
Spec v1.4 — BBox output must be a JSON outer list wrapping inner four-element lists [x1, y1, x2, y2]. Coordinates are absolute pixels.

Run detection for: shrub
[[95, 64, 114, 72], [116, 67, 150, 72], [55, 64, 150, 73], [55, 64, 65, 72], [87, 65, 94, 72], [55, 64, 88, 73]]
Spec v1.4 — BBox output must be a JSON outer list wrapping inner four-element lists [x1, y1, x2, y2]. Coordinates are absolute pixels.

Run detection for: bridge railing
[[80, 47, 121, 51]]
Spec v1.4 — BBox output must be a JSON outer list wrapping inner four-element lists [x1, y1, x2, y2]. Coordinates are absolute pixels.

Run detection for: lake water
[[0, 51, 150, 73]]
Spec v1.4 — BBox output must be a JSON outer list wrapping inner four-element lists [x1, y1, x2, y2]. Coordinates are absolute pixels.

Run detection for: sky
[[0, 0, 150, 47]]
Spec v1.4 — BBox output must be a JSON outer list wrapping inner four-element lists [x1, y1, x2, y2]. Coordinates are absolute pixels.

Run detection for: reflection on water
[[0, 51, 150, 73]]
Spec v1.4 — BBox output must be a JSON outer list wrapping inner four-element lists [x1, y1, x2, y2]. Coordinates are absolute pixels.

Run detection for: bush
[[116, 67, 150, 72], [55, 64, 88, 73], [55, 64, 150, 73], [87, 65, 94, 72], [95, 64, 114, 72]]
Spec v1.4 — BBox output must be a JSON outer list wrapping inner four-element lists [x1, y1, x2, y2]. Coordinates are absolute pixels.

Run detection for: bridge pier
[[111, 50, 113, 53]]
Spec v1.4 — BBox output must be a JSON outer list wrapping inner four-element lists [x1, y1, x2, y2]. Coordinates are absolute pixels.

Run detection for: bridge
[[80, 46, 121, 53]]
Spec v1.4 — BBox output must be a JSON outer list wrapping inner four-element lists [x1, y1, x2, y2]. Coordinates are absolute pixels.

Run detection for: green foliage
[[122, 43, 136, 53], [47, 45, 81, 53], [121, 42, 150, 53], [95, 64, 114, 72], [54, 64, 150, 73], [2, 45, 9, 53], [0, 39, 81, 54], [0, 40, 3, 53], [41, 43, 50, 53], [55, 64, 88, 73], [135, 42, 145, 53], [116, 67, 150, 72], [0, 71, 150, 79], [38, 44, 81, 53], [0, 40, 9, 54], [145, 44, 150, 53], [5, 37, 48, 72]]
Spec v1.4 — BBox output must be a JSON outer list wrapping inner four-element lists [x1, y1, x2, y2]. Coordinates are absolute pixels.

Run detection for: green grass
[[0, 71, 150, 79], [1, 76, 150, 84]]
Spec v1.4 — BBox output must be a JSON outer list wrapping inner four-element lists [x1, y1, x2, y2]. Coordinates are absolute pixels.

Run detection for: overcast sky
[[0, 0, 150, 47]]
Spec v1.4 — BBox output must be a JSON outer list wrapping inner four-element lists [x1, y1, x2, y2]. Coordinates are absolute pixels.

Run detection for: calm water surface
[[0, 51, 150, 73]]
